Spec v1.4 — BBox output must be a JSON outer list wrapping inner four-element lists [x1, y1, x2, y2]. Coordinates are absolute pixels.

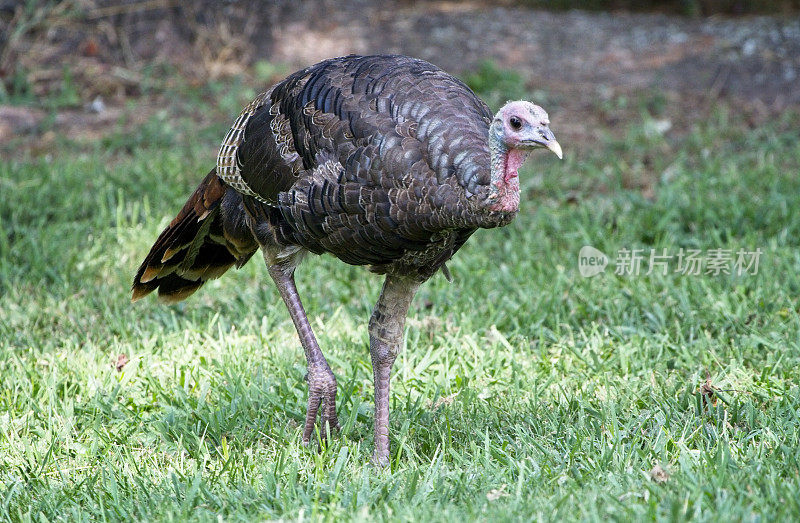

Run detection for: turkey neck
[[486, 130, 527, 216]]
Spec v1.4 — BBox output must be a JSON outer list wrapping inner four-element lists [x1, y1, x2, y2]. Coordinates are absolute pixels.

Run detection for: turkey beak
[[545, 139, 563, 159], [520, 126, 562, 159], [536, 126, 563, 159]]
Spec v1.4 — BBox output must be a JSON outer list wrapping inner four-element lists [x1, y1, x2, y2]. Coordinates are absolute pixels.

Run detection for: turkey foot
[[303, 362, 341, 444], [267, 263, 340, 445], [369, 274, 420, 466]]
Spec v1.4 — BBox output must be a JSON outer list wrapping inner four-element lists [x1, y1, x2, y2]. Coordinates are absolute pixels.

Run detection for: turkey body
[[221, 54, 508, 279], [132, 54, 560, 465]]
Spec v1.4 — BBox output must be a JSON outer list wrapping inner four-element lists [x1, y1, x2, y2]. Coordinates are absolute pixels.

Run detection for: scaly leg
[[369, 274, 420, 466], [268, 263, 340, 443]]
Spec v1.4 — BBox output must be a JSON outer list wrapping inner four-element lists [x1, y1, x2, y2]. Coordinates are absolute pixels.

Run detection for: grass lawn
[[1, 72, 799, 521]]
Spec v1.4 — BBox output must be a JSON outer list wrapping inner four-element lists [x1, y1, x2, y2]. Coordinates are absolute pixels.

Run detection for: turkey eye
[[509, 116, 522, 130]]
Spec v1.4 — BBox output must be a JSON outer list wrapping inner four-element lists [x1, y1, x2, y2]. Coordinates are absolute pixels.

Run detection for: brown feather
[[131, 169, 256, 303], [139, 265, 161, 284]]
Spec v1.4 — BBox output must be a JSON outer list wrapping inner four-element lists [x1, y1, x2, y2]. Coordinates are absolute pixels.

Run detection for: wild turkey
[[132, 54, 562, 465]]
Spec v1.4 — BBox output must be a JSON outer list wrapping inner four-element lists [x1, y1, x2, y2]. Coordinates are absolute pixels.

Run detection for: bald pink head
[[485, 100, 562, 214], [492, 101, 562, 158]]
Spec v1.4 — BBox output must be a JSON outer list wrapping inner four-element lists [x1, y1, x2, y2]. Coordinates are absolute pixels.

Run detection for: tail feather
[[132, 169, 257, 303]]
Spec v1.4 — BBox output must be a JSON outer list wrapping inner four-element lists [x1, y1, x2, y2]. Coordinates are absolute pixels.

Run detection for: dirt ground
[[2, 0, 799, 147]]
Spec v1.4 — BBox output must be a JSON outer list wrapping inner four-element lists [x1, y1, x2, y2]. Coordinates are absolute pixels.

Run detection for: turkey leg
[[369, 274, 420, 466], [268, 264, 340, 444]]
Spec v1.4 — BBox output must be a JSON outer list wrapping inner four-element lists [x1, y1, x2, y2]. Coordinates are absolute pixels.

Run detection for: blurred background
[[1, 0, 799, 152]]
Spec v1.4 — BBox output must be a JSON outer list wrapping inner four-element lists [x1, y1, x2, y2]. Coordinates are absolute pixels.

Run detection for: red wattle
[[504, 148, 529, 183]]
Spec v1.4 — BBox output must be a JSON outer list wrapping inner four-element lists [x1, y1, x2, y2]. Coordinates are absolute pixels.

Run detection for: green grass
[[1, 75, 799, 521]]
